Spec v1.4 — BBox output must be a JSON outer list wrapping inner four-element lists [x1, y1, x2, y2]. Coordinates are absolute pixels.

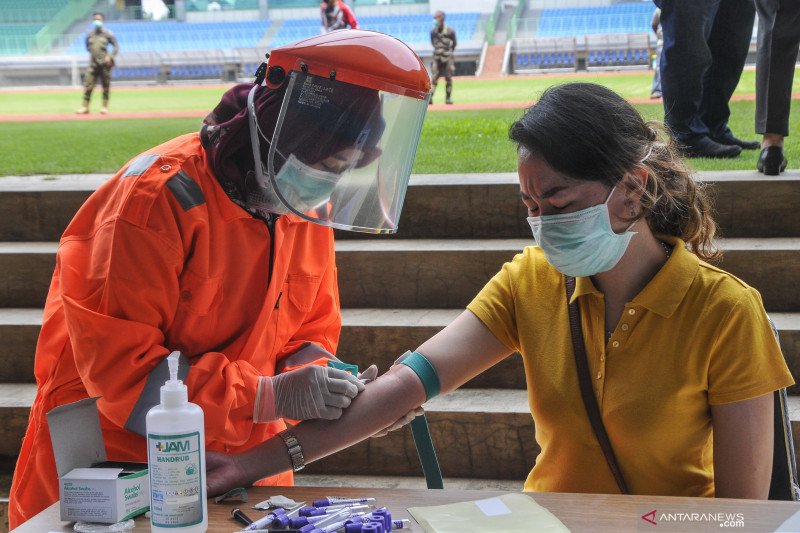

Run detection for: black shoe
[[757, 146, 788, 175], [711, 133, 760, 150], [682, 137, 742, 159], [445, 98, 453, 105]]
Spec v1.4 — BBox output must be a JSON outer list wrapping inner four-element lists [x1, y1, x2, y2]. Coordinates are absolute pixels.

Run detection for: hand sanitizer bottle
[[146, 351, 208, 532]]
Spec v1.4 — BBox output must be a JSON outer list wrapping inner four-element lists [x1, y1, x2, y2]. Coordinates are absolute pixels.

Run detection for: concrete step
[[4, 310, 799, 392], [388, 171, 800, 240], [0, 308, 524, 388], [4, 386, 800, 481], [3, 238, 796, 309], [1, 172, 799, 241], [334, 238, 800, 311], [479, 44, 508, 77], [0, 383, 37, 457]]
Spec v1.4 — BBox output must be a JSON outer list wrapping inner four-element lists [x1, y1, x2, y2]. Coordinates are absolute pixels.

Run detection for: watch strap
[[279, 431, 305, 472]]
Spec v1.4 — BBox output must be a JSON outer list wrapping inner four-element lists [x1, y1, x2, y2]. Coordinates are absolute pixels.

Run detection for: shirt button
[[596, 371, 602, 380], [160, 164, 172, 172], [600, 355, 605, 362], [621, 324, 629, 331], [628, 309, 636, 315], [612, 341, 620, 348], [180, 290, 191, 301]]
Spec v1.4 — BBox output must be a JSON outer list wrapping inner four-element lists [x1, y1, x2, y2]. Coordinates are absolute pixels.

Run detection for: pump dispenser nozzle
[[161, 351, 188, 407]]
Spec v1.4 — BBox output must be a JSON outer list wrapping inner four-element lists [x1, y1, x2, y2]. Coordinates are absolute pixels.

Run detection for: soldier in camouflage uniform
[[430, 10, 456, 105], [77, 13, 119, 114]]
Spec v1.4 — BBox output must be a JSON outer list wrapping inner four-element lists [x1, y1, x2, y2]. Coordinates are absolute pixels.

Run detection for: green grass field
[[1, 70, 798, 176]]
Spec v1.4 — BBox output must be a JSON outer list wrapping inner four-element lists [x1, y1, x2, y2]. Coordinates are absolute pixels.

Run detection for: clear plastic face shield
[[247, 69, 428, 233]]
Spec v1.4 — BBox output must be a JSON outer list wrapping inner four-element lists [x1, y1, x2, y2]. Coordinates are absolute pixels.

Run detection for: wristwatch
[[279, 431, 305, 472]]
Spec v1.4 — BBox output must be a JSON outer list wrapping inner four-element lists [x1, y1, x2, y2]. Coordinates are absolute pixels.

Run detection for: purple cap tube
[[371, 509, 390, 531], [322, 517, 354, 533], [391, 519, 412, 530], [345, 524, 363, 533], [312, 509, 351, 528], [299, 524, 317, 533], [300, 507, 327, 517], [368, 518, 386, 533], [271, 514, 291, 529], [360, 524, 380, 533], [244, 509, 284, 531], [314, 497, 376, 507], [290, 517, 310, 528]]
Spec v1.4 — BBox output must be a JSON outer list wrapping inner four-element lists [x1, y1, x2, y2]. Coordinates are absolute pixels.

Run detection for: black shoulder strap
[[565, 275, 629, 494]]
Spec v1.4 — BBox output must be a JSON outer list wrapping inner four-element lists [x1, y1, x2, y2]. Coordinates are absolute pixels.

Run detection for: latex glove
[[371, 406, 425, 438], [358, 364, 378, 383], [265, 365, 364, 421]]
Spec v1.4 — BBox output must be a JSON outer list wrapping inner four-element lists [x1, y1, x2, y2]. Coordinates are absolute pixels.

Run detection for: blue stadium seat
[[67, 19, 271, 54], [535, 2, 653, 37]]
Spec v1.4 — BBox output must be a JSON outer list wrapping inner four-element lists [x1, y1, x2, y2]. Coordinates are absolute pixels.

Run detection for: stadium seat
[[66, 19, 272, 54], [534, 2, 653, 38]]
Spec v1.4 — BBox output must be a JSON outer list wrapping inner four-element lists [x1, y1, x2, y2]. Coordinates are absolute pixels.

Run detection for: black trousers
[[755, 0, 800, 137], [657, 0, 755, 143]]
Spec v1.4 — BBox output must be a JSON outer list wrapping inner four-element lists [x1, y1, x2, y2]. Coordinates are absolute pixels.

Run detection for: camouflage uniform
[[430, 23, 456, 103], [81, 27, 119, 111]]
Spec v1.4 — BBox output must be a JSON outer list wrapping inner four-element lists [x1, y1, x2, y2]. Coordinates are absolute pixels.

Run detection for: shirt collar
[[633, 235, 699, 317], [569, 235, 699, 317]]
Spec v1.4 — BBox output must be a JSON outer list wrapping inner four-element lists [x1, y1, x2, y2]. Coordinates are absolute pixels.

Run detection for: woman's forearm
[[232, 311, 509, 482], [237, 365, 426, 479]]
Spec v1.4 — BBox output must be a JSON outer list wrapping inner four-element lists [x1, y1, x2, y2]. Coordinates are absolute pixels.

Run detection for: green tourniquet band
[[411, 415, 444, 489], [327, 359, 359, 376], [397, 350, 444, 489], [397, 351, 441, 401]]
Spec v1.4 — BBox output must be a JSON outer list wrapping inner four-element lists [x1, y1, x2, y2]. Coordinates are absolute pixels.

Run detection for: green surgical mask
[[272, 155, 339, 213], [527, 185, 636, 277]]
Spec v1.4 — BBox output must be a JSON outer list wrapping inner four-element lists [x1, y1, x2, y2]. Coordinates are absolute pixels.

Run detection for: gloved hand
[[371, 406, 425, 438], [258, 365, 365, 422], [358, 364, 378, 383]]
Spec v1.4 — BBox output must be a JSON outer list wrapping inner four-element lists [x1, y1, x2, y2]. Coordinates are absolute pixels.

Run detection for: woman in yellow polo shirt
[[206, 82, 793, 499]]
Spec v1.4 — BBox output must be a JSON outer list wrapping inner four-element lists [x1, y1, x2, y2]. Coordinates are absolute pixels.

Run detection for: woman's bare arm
[[711, 392, 774, 499], [207, 310, 512, 493]]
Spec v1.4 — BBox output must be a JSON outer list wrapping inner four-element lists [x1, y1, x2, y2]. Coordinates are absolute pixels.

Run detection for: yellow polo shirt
[[467, 236, 794, 496]]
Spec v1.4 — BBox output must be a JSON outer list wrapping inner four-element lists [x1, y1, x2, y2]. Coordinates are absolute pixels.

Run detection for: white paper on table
[[408, 493, 571, 533]]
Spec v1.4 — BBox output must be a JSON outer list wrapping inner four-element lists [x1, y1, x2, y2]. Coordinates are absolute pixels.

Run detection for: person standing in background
[[320, 0, 358, 33], [656, 0, 759, 158], [76, 12, 118, 115], [430, 10, 456, 105], [650, 8, 662, 99], [754, 0, 800, 175]]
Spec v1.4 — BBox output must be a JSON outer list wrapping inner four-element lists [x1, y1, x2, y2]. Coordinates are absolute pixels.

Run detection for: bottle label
[[147, 431, 204, 527]]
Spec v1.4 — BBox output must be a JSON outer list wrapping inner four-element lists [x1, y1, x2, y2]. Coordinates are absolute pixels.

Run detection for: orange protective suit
[[9, 133, 341, 528]]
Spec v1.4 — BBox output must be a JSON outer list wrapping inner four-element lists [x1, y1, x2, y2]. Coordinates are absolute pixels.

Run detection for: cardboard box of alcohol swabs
[[47, 397, 149, 523]]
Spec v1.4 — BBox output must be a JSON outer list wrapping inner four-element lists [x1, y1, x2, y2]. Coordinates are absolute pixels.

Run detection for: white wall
[[430, 0, 496, 14], [186, 9, 265, 21], [528, 0, 613, 8]]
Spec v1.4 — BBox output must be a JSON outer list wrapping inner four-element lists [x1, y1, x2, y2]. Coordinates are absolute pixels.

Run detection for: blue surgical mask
[[93, 20, 103, 29], [527, 185, 636, 277], [273, 154, 339, 213]]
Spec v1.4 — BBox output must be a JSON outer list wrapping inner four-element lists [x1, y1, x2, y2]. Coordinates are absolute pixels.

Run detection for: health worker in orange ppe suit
[[9, 30, 431, 528]]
